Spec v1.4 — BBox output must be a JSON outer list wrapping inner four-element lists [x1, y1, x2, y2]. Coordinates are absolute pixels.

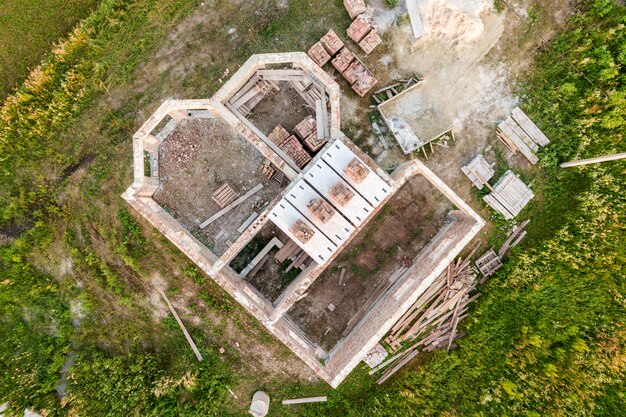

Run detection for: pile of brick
[[347, 15, 382, 55], [329, 182, 355, 206], [344, 157, 369, 183], [268, 120, 325, 169], [307, 29, 378, 97], [308, 30, 344, 67], [343, 59, 378, 97], [344, 0, 366, 19], [290, 219, 316, 244], [307, 198, 336, 223]]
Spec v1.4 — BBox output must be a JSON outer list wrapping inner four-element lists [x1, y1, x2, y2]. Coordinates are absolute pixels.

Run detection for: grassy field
[[0, 0, 100, 100], [0, 0, 624, 415]]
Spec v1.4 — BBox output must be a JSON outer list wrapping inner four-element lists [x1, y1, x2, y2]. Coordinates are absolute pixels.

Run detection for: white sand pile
[[419, 0, 490, 45]]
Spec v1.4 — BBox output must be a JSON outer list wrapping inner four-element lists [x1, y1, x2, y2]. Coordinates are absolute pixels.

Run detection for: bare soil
[[153, 118, 284, 255], [287, 174, 452, 350], [247, 81, 314, 136]]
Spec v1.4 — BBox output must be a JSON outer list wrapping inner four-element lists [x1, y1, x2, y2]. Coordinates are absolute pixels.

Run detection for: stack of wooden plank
[[483, 171, 534, 220], [275, 239, 299, 263], [461, 154, 495, 189], [496, 107, 550, 164], [211, 183, 239, 208], [374, 245, 482, 384]]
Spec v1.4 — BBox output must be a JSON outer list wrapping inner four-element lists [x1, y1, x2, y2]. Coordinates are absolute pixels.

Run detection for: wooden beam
[[560, 152, 626, 168], [159, 289, 203, 361]]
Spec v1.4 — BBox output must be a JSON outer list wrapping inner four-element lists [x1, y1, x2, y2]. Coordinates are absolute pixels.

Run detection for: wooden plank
[[200, 184, 264, 228], [511, 107, 550, 146], [282, 396, 327, 405], [275, 240, 298, 263], [159, 289, 203, 361], [315, 100, 325, 141], [229, 75, 261, 104], [483, 193, 515, 220]]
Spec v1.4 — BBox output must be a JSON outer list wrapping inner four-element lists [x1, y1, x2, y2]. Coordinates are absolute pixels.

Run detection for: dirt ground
[[153, 118, 284, 255], [247, 81, 314, 136], [287, 174, 452, 350]]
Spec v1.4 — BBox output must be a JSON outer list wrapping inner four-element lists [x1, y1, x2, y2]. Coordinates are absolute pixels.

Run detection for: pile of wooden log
[[497, 107, 550, 164], [374, 245, 482, 384]]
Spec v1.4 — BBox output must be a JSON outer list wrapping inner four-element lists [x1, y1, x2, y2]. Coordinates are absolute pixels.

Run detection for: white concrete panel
[[304, 161, 373, 226], [321, 140, 391, 206], [269, 200, 337, 263], [285, 180, 355, 246]]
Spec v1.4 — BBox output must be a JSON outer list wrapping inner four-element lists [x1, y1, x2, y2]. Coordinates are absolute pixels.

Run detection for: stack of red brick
[[307, 29, 378, 97], [268, 115, 329, 169], [344, 1, 382, 54]]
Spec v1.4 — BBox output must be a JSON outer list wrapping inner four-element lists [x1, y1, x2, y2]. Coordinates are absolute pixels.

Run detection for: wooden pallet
[[211, 183, 239, 208]]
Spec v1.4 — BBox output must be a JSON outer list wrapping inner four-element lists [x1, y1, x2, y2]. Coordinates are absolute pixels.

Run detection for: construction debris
[[376, 244, 482, 383], [497, 107, 550, 164], [483, 171, 534, 220], [461, 154, 495, 189], [363, 343, 389, 368]]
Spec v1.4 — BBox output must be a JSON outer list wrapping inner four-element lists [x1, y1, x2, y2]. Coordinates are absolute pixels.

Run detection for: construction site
[[123, 0, 556, 389]]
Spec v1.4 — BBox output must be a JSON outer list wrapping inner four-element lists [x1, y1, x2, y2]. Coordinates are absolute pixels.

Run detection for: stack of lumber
[[483, 171, 534, 220], [497, 107, 550, 164], [461, 154, 495, 189], [374, 245, 482, 384]]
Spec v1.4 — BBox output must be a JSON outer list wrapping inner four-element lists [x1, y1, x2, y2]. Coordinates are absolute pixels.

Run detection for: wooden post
[[159, 289, 204, 361], [559, 152, 626, 168]]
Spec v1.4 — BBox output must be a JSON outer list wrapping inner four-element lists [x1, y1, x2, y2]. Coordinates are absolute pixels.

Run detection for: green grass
[[0, 0, 100, 101]]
